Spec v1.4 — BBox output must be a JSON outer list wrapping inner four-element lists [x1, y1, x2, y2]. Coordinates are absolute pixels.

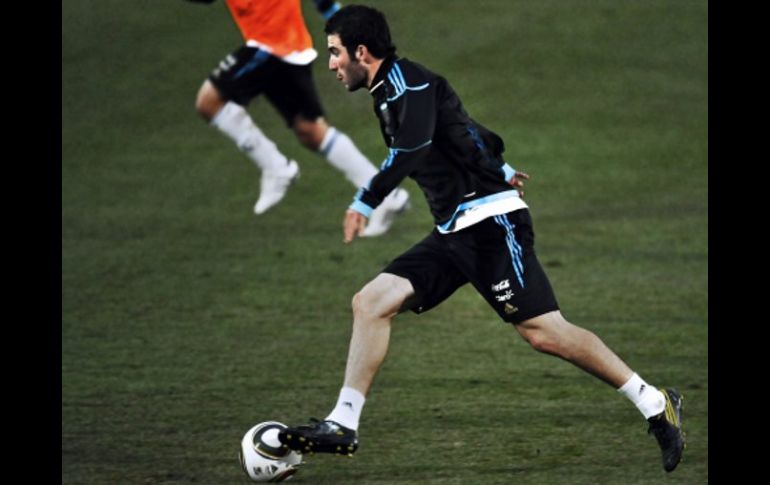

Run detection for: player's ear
[[355, 45, 366, 61]]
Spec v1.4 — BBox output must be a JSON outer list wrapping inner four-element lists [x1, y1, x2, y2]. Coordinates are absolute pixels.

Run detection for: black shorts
[[208, 46, 325, 127], [383, 209, 559, 324]]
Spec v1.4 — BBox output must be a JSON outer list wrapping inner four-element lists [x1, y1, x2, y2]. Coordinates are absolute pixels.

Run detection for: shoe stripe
[[662, 389, 680, 427]]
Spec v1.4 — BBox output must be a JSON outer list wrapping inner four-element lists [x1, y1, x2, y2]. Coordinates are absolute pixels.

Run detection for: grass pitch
[[63, 1, 707, 483]]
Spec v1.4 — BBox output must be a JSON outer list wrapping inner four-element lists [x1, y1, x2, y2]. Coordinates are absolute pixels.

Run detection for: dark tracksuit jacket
[[350, 55, 526, 233]]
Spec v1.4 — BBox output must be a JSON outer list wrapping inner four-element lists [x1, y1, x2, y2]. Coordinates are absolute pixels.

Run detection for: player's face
[[327, 34, 368, 92]]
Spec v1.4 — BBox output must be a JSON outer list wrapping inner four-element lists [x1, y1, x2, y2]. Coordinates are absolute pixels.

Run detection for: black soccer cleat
[[278, 419, 359, 456], [647, 388, 685, 472]]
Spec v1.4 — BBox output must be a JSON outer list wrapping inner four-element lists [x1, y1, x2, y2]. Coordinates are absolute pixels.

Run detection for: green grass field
[[62, 1, 707, 483]]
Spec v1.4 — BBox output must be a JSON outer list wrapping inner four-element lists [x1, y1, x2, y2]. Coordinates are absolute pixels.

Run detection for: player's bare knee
[[524, 331, 559, 355], [194, 95, 215, 121], [296, 132, 321, 151], [194, 87, 210, 118], [195, 81, 224, 121], [517, 321, 563, 356], [351, 291, 366, 317], [351, 290, 383, 321], [293, 117, 327, 151], [353, 283, 406, 322]]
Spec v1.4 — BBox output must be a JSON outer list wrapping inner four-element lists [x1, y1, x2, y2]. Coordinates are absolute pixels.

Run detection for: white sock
[[325, 386, 366, 431], [320, 127, 377, 187], [617, 373, 666, 419], [210, 101, 289, 172]]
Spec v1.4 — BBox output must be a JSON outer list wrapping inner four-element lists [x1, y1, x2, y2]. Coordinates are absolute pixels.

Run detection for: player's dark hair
[[324, 5, 396, 60]]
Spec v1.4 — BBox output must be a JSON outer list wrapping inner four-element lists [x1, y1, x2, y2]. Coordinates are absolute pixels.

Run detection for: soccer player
[[277, 5, 685, 473], [185, 0, 409, 236]]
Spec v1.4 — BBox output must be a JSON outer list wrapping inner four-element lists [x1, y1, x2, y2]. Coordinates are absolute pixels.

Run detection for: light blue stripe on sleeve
[[502, 164, 516, 182], [349, 199, 374, 218]]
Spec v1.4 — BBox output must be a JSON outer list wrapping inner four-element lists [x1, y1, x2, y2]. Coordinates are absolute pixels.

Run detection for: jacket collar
[[369, 54, 398, 96]]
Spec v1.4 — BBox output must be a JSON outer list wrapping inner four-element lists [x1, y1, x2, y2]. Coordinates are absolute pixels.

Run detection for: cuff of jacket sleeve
[[502, 163, 516, 182], [349, 199, 374, 218]]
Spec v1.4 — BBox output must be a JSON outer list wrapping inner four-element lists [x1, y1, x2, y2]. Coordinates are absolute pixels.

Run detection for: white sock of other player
[[617, 372, 666, 419], [210, 101, 290, 173], [325, 386, 366, 431], [319, 127, 378, 187]]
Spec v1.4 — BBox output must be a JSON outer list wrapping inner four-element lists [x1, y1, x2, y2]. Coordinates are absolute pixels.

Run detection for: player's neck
[[365, 58, 384, 89]]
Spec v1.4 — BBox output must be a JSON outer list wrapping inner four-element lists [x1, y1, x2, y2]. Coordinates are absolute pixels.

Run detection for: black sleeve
[[470, 121, 517, 181], [351, 80, 436, 215]]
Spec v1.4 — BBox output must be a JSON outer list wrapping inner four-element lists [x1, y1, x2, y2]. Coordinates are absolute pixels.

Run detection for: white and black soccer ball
[[239, 421, 302, 482]]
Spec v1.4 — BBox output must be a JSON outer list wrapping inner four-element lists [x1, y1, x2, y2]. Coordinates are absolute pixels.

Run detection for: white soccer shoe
[[361, 187, 411, 237], [254, 160, 300, 215]]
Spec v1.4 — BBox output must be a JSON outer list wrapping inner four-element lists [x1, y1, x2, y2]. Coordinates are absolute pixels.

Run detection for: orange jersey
[[225, 0, 313, 58]]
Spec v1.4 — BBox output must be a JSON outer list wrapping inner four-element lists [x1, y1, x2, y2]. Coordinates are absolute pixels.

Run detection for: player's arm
[[313, 0, 341, 20], [494, 147, 529, 195], [344, 80, 437, 243], [503, 163, 529, 196], [474, 122, 529, 195]]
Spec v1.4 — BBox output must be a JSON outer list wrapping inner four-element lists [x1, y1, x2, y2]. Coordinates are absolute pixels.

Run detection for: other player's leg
[[293, 116, 411, 236], [270, 63, 410, 235], [195, 48, 299, 214]]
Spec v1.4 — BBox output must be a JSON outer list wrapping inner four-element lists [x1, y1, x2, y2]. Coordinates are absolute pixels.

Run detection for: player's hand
[[509, 170, 530, 197], [343, 209, 368, 244]]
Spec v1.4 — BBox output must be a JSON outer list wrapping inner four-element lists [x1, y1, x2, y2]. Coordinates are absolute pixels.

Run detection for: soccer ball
[[239, 421, 302, 482]]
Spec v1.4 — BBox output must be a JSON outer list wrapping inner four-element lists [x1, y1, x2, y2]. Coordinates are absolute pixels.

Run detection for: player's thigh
[[264, 62, 325, 127], [382, 231, 468, 315], [458, 210, 559, 324], [355, 273, 416, 319], [207, 46, 275, 105]]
